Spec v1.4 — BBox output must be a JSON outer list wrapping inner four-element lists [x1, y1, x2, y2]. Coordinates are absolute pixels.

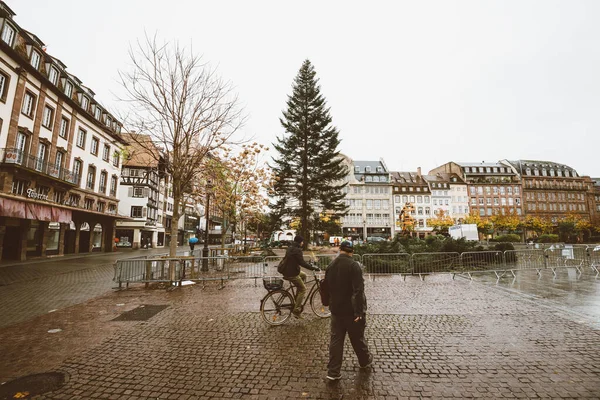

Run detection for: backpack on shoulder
[[277, 255, 288, 274]]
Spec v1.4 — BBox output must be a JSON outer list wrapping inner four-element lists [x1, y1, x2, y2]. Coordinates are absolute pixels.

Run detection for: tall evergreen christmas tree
[[271, 60, 348, 244]]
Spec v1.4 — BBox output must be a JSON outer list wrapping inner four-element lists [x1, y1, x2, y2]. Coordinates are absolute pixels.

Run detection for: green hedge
[[537, 234, 559, 243], [492, 234, 521, 243]]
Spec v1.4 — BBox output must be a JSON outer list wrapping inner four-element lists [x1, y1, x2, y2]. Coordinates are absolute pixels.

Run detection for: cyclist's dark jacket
[[282, 241, 315, 277], [324, 253, 367, 318]]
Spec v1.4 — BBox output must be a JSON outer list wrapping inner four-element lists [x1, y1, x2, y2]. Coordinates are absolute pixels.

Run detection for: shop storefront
[[0, 194, 121, 262]]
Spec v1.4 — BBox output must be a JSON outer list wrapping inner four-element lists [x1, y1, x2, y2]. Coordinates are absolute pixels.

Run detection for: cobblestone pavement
[[0, 247, 184, 328], [1, 264, 599, 399]]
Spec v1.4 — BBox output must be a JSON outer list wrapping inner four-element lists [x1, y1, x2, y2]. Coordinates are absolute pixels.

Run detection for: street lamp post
[[202, 181, 212, 271]]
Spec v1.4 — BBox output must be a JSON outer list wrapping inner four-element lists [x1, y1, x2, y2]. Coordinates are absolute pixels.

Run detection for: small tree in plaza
[[204, 143, 270, 246], [463, 213, 493, 239], [427, 210, 455, 235], [118, 35, 245, 257], [522, 215, 554, 239], [270, 59, 348, 245], [558, 213, 592, 243]]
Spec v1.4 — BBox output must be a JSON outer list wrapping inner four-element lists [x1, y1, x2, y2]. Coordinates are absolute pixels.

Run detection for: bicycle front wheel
[[260, 290, 294, 325], [310, 289, 331, 318]]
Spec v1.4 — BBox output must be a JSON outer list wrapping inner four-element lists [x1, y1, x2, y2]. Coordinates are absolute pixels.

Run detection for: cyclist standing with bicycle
[[280, 235, 319, 318], [325, 240, 372, 381]]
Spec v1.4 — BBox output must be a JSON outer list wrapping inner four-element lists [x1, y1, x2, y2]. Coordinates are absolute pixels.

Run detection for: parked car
[[366, 236, 386, 243]]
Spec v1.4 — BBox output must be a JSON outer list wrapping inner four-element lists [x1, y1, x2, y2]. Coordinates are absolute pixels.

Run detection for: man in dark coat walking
[[324, 240, 372, 381]]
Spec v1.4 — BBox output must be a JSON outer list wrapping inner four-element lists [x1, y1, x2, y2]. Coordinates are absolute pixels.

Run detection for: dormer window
[[82, 96, 89, 111], [365, 166, 371, 173], [1, 23, 15, 46], [541, 168, 547, 176], [354, 166, 360, 173], [30, 50, 41, 70], [376, 166, 383, 172], [549, 169, 555, 176], [94, 107, 101, 120], [526, 168, 531, 175], [49, 67, 59, 85], [65, 81, 73, 98], [106, 116, 111, 127]]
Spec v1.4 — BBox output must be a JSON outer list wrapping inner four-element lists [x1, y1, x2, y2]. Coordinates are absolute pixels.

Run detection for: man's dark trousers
[[327, 314, 370, 375]]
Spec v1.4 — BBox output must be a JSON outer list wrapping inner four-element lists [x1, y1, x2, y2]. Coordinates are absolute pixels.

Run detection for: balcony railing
[[1, 148, 79, 185]]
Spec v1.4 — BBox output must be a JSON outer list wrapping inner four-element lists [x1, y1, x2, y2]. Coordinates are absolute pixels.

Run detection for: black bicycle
[[260, 269, 331, 325]]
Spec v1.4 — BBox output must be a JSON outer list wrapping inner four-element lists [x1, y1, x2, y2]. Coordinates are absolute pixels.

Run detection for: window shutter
[[128, 187, 133, 197], [142, 207, 147, 218]]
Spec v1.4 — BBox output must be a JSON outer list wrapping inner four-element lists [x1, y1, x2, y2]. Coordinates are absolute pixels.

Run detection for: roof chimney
[[417, 167, 422, 177]]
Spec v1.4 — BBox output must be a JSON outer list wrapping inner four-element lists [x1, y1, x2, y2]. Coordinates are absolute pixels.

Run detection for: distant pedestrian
[[324, 240, 372, 381]]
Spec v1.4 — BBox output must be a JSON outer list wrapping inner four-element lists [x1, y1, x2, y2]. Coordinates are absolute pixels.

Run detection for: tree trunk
[[169, 189, 181, 281]]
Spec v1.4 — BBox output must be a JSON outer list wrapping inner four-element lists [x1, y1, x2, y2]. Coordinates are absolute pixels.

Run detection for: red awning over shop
[[0, 198, 72, 223]]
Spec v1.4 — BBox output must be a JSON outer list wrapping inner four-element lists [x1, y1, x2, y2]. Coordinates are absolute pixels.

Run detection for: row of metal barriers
[[113, 245, 600, 288]]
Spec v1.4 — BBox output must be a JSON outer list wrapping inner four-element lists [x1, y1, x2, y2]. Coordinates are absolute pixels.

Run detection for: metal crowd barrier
[[114, 245, 600, 288], [362, 253, 411, 278], [412, 252, 461, 279]]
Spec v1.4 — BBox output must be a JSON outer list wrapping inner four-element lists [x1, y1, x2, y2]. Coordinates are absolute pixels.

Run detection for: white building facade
[[341, 156, 394, 241], [0, 2, 126, 261]]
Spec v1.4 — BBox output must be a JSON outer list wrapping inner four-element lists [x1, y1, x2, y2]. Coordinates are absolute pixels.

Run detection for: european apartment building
[[0, 2, 127, 261], [391, 169, 432, 238], [505, 160, 593, 224], [340, 155, 394, 240], [339, 158, 598, 240], [116, 133, 169, 249], [429, 161, 523, 218]]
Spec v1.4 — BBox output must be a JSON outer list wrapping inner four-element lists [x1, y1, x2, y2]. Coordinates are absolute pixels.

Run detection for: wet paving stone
[[29, 274, 600, 399], [0, 372, 65, 399], [111, 304, 169, 321]]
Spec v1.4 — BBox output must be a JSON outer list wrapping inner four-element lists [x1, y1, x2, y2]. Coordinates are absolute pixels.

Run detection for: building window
[[84, 198, 94, 210], [365, 166, 371, 172], [99, 171, 107, 193], [133, 187, 144, 197], [0, 70, 9, 102], [102, 144, 110, 161], [86, 166, 96, 190], [94, 107, 101, 120], [59, 117, 69, 138], [22, 91, 36, 117], [30, 50, 41, 70], [65, 81, 73, 98], [35, 143, 48, 171], [53, 190, 65, 204], [11, 179, 28, 195], [54, 151, 63, 170], [42, 105, 54, 129], [73, 159, 82, 185], [96, 202, 106, 212], [76, 128, 86, 148], [131, 206, 143, 218], [1, 23, 15, 46], [110, 175, 117, 197], [48, 66, 59, 85], [68, 193, 80, 207], [82, 96, 89, 111], [90, 137, 99, 155], [112, 151, 120, 167]]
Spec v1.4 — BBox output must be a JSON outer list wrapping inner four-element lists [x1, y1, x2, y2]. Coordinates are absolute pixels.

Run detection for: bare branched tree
[[118, 34, 245, 257]]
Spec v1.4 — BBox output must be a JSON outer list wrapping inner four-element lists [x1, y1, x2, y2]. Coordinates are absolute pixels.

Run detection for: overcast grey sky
[[16, 0, 600, 176]]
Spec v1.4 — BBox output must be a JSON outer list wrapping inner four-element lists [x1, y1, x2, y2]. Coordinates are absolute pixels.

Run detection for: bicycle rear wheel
[[260, 290, 294, 325], [310, 289, 331, 318]]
